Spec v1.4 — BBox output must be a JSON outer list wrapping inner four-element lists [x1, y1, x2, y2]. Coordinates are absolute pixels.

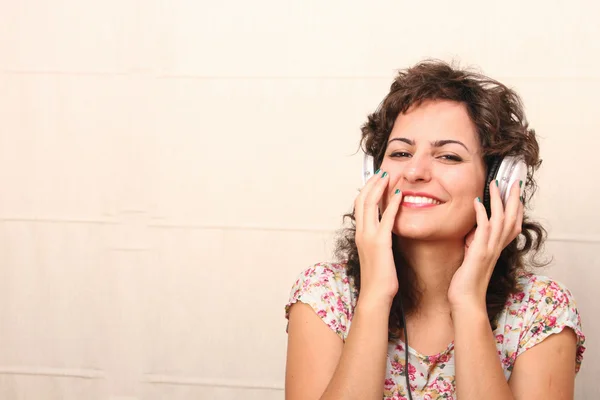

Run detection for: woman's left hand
[[448, 179, 524, 311]]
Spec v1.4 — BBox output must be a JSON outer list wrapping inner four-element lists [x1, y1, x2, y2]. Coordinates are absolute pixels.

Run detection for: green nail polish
[[519, 180, 523, 188], [375, 169, 381, 174], [395, 189, 400, 194], [495, 179, 498, 187], [477, 197, 481, 203], [381, 172, 388, 178]]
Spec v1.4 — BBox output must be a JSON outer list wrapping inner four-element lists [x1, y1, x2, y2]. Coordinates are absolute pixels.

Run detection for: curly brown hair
[[334, 59, 548, 340]]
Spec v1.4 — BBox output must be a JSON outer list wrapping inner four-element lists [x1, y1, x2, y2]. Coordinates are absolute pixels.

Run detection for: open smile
[[400, 192, 445, 208]]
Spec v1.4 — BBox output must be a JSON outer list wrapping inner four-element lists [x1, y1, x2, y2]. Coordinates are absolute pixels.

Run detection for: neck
[[397, 238, 465, 316]]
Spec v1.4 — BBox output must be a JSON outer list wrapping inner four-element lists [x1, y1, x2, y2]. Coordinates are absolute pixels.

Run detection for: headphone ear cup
[[362, 154, 375, 186], [484, 157, 502, 217]]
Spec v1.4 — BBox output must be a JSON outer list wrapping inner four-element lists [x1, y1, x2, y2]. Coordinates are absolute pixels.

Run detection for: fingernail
[[395, 189, 401, 195], [477, 197, 481, 203], [381, 172, 388, 178], [375, 169, 381, 174], [519, 180, 523, 188], [495, 179, 498, 187]]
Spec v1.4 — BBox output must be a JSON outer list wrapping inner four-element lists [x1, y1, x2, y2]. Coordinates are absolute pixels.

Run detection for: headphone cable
[[398, 294, 414, 400]]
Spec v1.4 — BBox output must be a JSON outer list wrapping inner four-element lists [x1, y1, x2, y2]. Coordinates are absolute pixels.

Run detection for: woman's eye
[[391, 152, 412, 158], [439, 154, 463, 162]]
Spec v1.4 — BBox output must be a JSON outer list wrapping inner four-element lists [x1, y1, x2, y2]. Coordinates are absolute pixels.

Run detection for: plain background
[[0, 1, 598, 399]]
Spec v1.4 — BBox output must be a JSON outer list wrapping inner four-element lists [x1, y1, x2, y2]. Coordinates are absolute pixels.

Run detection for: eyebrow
[[387, 137, 470, 152]]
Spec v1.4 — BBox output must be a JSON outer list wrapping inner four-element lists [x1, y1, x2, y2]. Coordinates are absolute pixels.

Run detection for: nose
[[401, 153, 432, 184]]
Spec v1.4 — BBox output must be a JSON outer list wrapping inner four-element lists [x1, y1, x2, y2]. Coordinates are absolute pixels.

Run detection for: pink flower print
[[503, 350, 518, 370], [438, 379, 453, 394], [317, 309, 327, 318], [390, 359, 404, 374], [431, 377, 453, 394], [407, 363, 417, 381], [547, 315, 557, 327], [518, 303, 528, 315], [437, 353, 451, 364], [514, 292, 525, 302], [537, 286, 547, 297], [336, 299, 346, 316], [495, 334, 504, 343], [302, 279, 311, 291], [384, 378, 394, 391]]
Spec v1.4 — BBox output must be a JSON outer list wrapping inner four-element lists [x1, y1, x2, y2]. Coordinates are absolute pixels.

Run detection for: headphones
[[362, 153, 527, 213]]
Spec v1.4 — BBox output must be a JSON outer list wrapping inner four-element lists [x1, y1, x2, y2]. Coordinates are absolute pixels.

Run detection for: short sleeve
[[284, 262, 355, 341], [516, 276, 586, 373]]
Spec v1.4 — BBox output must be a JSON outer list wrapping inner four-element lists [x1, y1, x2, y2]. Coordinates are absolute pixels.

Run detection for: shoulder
[[507, 273, 581, 318], [294, 261, 352, 287], [516, 273, 574, 299], [285, 261, 357, 340], [495, 273, 586, 376]]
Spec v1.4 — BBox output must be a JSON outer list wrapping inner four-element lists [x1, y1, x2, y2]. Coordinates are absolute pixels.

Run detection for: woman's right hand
[[354, 170, 403, 305]]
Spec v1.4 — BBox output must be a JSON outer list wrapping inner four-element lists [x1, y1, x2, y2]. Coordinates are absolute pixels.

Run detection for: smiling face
[[379, 100, 487, 241]]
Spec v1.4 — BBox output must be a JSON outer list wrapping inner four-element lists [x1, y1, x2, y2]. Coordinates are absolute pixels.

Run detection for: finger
[[380, 189, 402, 233], [363, 171, 391, 231], [488, 179, 505, 246], [470, 197, 491, 248], [355, 169, 381, 233], [514, 199, 524, 238], [464, 227, 476, 249]]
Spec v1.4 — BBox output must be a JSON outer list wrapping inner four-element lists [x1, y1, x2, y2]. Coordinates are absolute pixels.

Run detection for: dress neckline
[[392, 339, 455, 361]]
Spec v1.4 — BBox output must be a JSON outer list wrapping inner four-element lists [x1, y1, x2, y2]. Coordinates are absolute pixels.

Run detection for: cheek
[[445, 170, 484, 227], [443, 168, 485, 198]]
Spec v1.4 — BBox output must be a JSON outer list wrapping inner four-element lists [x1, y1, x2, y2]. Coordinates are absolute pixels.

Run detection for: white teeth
[[403, 195, 441, 205]]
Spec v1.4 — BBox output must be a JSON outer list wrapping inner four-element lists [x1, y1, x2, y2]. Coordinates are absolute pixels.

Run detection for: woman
[[284, 60, 586, 400]]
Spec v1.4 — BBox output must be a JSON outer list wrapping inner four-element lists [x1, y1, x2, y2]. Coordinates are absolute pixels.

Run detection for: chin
[[393, 223, 439, 240], [392, 218, 472, 242]]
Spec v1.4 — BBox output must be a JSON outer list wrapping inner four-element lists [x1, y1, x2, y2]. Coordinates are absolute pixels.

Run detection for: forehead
[[390, 100, 479, 145]]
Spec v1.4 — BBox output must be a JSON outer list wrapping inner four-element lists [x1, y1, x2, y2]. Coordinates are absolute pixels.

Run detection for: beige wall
[[0, 1, 598, 399]]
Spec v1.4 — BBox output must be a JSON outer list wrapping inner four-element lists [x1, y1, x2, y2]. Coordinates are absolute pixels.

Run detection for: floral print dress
[[285, 262, 586, 400]]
